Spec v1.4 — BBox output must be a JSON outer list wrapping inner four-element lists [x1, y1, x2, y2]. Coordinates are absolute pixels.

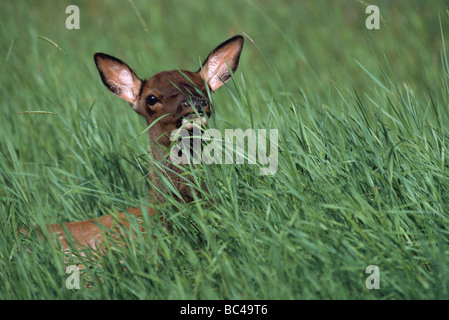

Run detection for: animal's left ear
[[199, 35, 244, 92]]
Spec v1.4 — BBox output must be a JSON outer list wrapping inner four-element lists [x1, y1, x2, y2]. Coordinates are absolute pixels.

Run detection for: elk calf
[[43, 36, 244, 251]]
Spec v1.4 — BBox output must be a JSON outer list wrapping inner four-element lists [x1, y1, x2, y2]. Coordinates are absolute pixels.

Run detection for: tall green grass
[[1, 0, 449, 299]]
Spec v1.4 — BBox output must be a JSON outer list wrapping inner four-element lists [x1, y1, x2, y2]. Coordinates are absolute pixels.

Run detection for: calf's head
[[94, 36, 244, 146]]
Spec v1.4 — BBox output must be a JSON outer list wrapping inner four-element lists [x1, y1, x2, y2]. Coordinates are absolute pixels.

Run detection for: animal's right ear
[[94, 53, 142, 105]]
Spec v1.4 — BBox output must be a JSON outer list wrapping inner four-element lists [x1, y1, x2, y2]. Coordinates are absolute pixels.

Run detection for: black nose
[[181, 97, 209, 110]]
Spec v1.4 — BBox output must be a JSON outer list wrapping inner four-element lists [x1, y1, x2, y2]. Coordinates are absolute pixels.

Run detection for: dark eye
[[146, 95, 159, 106]]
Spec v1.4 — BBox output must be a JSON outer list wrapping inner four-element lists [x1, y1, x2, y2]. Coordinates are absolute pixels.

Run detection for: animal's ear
[[94, 53, 142, 104], [199, 35, 244, 92]]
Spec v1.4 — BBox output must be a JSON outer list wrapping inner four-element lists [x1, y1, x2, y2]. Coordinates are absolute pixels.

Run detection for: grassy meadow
[[1, 0, 449, 299]]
